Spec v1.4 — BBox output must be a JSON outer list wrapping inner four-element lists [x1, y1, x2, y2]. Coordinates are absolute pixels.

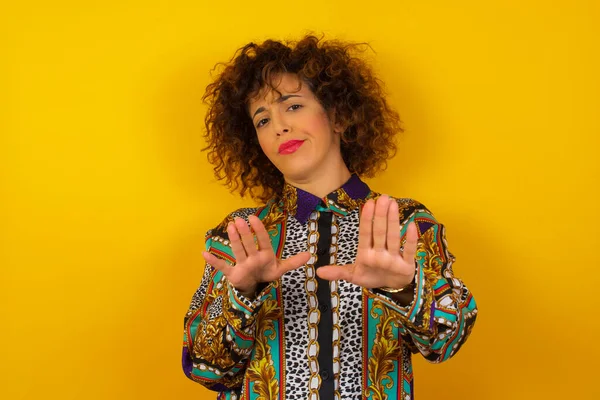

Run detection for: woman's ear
[[329, 108, 346, 134]]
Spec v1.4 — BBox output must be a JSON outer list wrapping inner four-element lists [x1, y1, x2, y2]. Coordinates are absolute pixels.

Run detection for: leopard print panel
[[333, 209, 364, 400], [188, 262, 213, 312], [280, 208, 365, 400], [281, 215, 311, 400]]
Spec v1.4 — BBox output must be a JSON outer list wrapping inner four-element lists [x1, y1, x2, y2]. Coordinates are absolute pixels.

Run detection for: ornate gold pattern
[[281, 183, 298, 216], [223, 283, 251, 330], [246, 298, 282, 400], [193, 282, 238, 370], [366, 301, 401, 400], [418, 228, 443, 280], [215, 215, 235, 233], [261, 201, 286, 237], [194, 318, 234, 370], [416, 228, 443, 329], [396, 199, 420, 221], [306, 210, 322, 400], [333, 188, 358, 212], [330, 214, 342, 400], [212, 371, 245, 391]]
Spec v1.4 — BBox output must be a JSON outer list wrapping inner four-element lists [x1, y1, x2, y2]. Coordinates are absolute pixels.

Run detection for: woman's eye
[[288, 104, 302, 111], [256, 118, 269, 128]]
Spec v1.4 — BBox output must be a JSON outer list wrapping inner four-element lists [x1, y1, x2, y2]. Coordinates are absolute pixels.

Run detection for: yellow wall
[[2, 1, 598, 399]]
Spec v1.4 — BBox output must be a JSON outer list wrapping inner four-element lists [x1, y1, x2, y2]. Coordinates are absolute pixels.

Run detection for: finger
[[372, 195, 390, 250], [248, 215, 272, 251], [227, 222, 247, 262], [402, 222, 419, 263], [279, 251, 311, 274], [358, 199, 375, 250], [387, 200, 401, 254], [235, 217, 258, 256], [202, 251, 231, 271], [316, 264, 354, 282]]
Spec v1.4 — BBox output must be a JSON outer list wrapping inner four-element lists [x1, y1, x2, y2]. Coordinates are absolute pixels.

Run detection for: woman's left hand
[[316, 195, 418, 290]]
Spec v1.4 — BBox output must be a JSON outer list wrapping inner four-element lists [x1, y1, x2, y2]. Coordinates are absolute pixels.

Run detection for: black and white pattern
[[281, 215, 311, 400], [334, 210, 364, 400]]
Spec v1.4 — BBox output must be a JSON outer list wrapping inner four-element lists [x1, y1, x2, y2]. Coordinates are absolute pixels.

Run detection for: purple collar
[[281, 174, 371, 224]]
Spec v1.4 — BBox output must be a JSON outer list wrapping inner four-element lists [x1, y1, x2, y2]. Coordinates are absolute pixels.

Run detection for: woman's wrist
[[375, 279, 416, 306], [378, 281, 413, 293], [236, 285, 257, 299], [233, 281, 270, 300]]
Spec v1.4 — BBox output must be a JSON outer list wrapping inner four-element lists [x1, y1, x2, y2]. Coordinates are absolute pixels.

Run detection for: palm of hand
[[203, 215, 310, 294], [317, 195, 418, 290], [223, 245, 278, 290]]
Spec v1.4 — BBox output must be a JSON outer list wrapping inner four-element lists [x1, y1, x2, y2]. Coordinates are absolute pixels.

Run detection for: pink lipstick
[[278, 140, 304, 154]]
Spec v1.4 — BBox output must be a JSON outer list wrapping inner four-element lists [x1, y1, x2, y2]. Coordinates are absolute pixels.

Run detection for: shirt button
[[320, 369, 330, 380], [319, 303, 329, 312], [317, 247, 328, 256]]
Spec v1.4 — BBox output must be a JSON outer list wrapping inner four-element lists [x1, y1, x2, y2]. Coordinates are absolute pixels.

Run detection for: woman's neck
[[284, 165, 352, 199]]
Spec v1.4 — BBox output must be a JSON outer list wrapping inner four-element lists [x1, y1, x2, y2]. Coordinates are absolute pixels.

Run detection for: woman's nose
[[271, 114, 291, 136]]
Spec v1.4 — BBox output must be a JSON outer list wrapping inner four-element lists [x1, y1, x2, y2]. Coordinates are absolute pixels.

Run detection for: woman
[[182, 35, 477, 400]]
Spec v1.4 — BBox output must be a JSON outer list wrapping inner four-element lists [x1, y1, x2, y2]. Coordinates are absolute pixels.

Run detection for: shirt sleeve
[[366, 211, 478, 363], [181, 234, 272, 391]]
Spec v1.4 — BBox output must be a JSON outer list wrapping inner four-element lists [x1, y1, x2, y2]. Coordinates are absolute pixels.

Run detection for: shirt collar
[[280, 174, 371, 224]]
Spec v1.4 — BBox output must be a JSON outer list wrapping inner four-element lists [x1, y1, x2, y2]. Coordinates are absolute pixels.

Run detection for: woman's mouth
[[278, 140, 305, 154]]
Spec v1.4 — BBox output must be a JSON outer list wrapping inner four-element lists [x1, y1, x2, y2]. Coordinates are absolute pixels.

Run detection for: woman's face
[[248, 73, 345, 184]]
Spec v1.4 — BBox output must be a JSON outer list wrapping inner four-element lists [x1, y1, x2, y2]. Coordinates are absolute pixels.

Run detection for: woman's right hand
[[202, 215, 310, 297]]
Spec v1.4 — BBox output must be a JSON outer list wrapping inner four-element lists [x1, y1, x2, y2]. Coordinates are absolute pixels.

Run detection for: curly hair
[[202, 34, 403, 203]]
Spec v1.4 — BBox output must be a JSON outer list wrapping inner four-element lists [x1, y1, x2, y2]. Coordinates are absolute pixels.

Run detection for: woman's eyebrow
[[252, 94, 302, 119], [277, 94, 302, 103]]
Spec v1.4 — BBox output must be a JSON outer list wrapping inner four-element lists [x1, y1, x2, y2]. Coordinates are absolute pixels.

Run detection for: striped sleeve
[[367, 211, 478, 363], [181, 233, 272, 390]]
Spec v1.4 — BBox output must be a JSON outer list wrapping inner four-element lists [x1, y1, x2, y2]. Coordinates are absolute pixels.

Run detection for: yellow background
[[1, 1, 598, 399]]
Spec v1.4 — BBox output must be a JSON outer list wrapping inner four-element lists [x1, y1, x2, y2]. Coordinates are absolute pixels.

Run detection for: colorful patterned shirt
[[182, 174, 477, 400]]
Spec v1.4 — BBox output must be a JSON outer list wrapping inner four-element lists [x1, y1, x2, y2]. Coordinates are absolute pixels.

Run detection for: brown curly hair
[[202, 34, 402, 203]]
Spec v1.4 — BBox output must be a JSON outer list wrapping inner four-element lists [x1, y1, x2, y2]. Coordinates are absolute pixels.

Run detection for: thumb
[[279, 251, 311, 274], [316, 264, 354, 282]]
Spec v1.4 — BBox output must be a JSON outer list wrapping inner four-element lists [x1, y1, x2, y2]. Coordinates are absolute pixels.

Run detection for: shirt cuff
[[223, 278, 274, 329], [365, 265, 435, 334]]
